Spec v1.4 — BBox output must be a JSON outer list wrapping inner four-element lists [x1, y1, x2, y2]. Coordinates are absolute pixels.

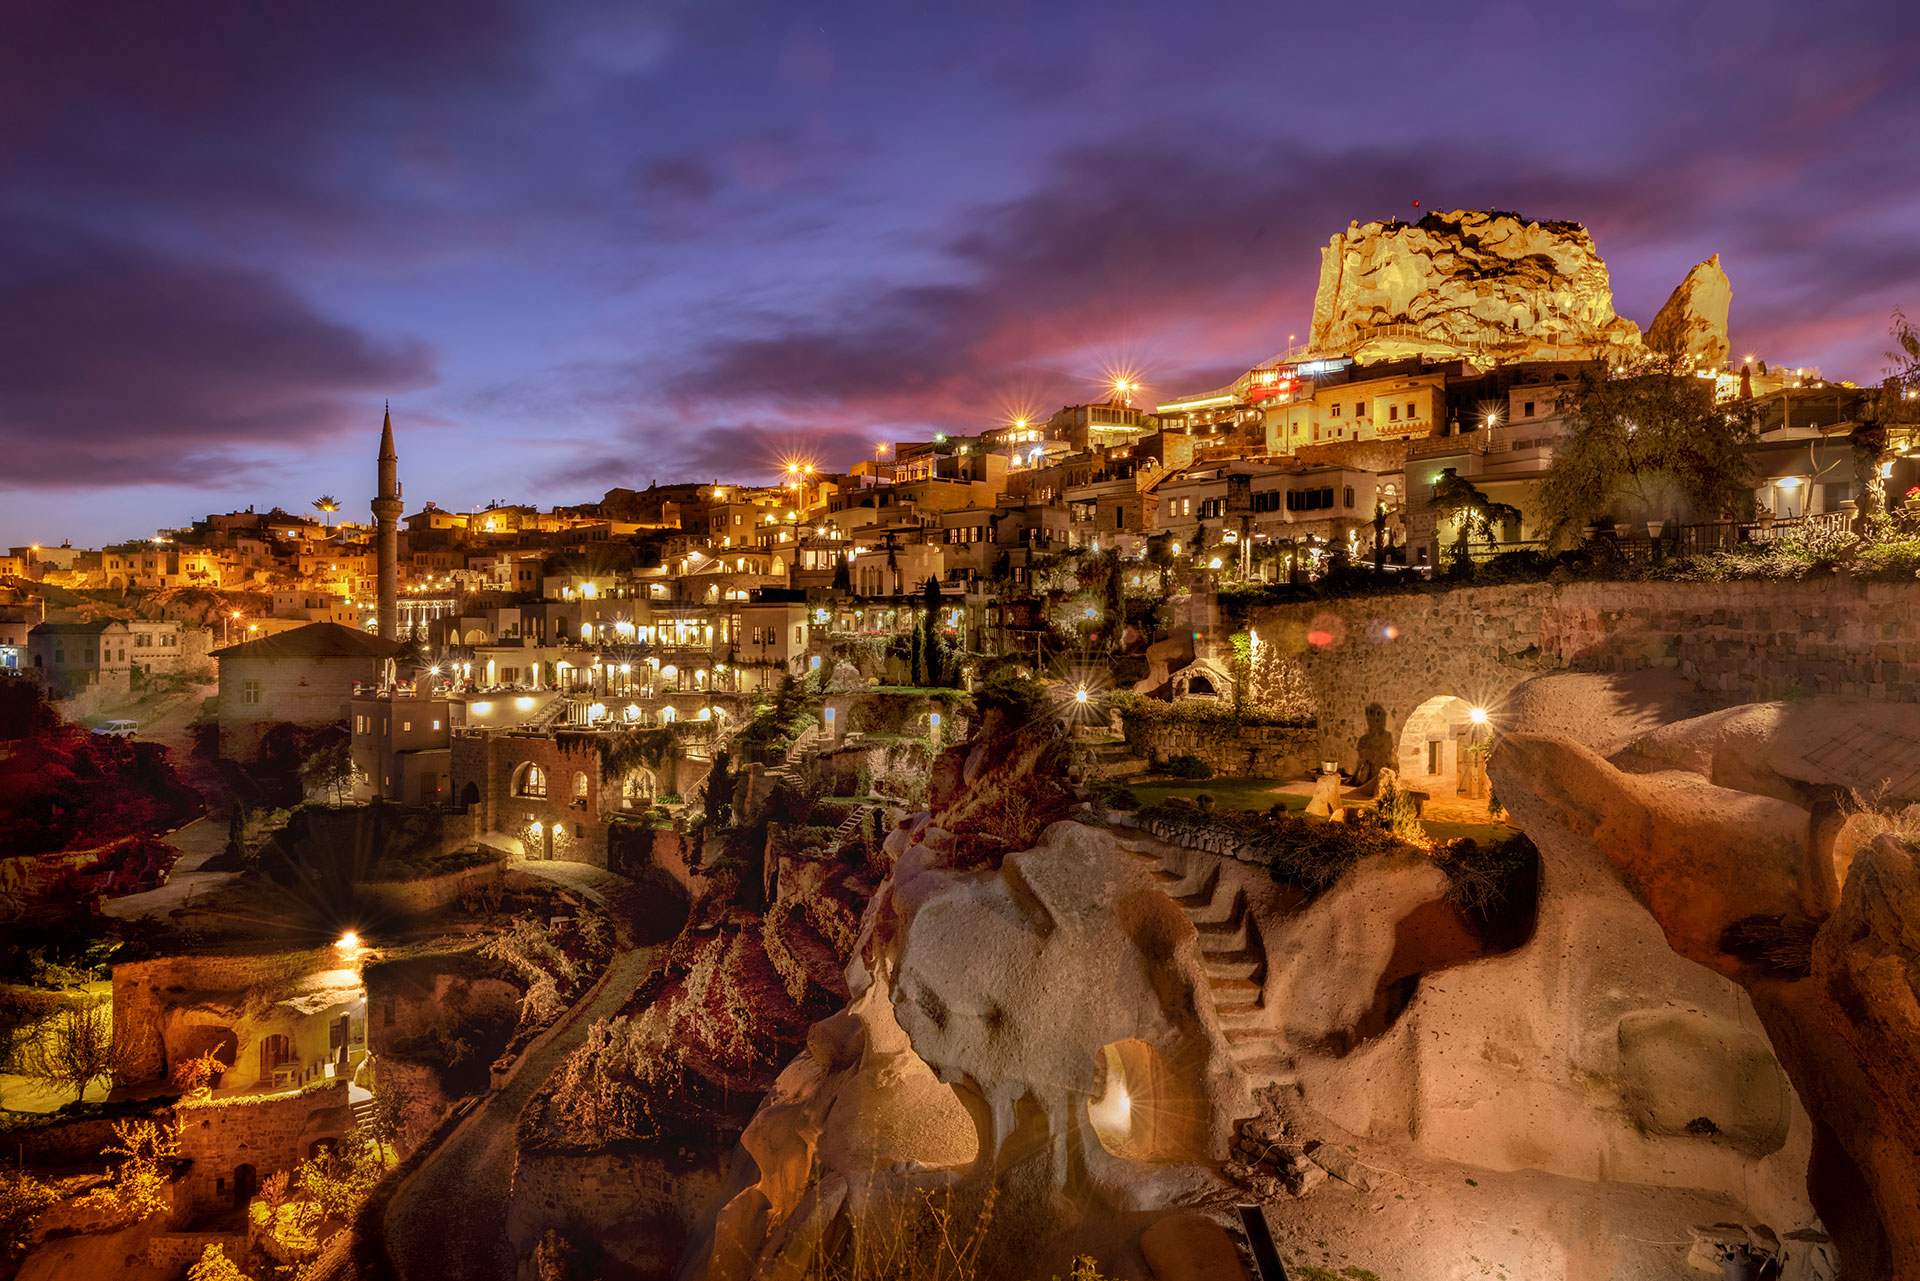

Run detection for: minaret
[[373, 405, 403, 641]]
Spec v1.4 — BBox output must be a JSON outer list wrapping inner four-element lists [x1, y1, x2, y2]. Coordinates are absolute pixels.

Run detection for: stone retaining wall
[[507, 1143, 726, 1280], [1120, 717, 1318, 780], [1243, 578, 1920, 772]]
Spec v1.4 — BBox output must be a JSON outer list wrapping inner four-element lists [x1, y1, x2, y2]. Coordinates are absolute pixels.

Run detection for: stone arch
[[514, 762, 547, 798], [1397, 694, 1477, 796], [463, 628, 488, 644], [232, 1162, 256, 1208], [620, 770, 655, 809], [572, 771, 589, 800], [460, 781, 480, 809]]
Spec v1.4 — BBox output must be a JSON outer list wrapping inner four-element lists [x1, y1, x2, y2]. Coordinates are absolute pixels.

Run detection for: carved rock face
[[1307, 210, 1647, 364], [1646, 254, 1732, 367]]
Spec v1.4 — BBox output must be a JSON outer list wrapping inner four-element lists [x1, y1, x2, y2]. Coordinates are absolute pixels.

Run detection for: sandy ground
[[1250, 1144, 1742, 1281]]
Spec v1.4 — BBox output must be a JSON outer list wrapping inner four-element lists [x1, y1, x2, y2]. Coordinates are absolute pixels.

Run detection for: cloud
[[0, 219, 435, 487]]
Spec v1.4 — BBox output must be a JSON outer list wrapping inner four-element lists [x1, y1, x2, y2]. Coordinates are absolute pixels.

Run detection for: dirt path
[[384, 862, 679, 1281]]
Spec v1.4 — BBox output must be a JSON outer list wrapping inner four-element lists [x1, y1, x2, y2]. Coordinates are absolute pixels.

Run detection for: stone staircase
[[349, 1092, 379, 1131], [784, 724, 822, 768], [1088, 735, 1150, 779], [829, 803, 877, 855], [527, 695, 570, 731], [1121, 836, 1291, 1087]]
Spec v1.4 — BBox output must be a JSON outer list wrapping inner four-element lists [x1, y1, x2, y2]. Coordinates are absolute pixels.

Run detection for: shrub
[[0, 1171, 60, 1261], [1162, 754, 1213, 780], [1719, 913, 1819, 977], [1138, 800, 1406, 897]]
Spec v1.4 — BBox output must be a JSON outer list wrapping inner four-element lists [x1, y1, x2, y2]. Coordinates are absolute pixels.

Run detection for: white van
[[95, 720, 140, 739]]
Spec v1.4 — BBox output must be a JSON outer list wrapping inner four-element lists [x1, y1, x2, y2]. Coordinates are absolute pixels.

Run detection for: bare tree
[[21, 999, 121, 1101]]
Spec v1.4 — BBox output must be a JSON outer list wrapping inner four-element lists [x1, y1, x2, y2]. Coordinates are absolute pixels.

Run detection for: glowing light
[[472, 701, 493, 714], [1382, 625, 1400, 641], [1776, 476, 1805, 489], [619, 663, 630, 674], [1074, 686, 1091, 705], [1469, 706, 1489, 725], [529, 821, 543, 836], [589, 702, 606, 720], [1085, 607, 1097, 619], [336, 932, 360, 952], [1208, 556, 1223, 569], [428, 665, 439, 676], [1170, 542, 1181, 554], [1307, 629, 1334, 646], [514, 696, 533, 711]]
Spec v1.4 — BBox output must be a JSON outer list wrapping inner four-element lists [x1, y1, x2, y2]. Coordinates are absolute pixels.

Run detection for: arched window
[[621, 771, 654, 809], [1186, 675, 1215, 696], [573, 771, 589, 799], [515, 763, 547, 798]]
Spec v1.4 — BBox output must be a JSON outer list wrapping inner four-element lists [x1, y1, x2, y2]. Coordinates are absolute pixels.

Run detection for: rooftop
[[210, 620, 413, 662]]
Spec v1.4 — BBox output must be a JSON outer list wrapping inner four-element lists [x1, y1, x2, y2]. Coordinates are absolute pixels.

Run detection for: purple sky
[[4, 0, 1918, 549]]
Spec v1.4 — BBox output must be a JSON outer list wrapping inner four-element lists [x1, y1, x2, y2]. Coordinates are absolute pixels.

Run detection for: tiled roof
[[211, 621, 411, 661]]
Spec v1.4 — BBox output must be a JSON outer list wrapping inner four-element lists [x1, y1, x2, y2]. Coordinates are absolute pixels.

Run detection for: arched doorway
[[460, 781, 480, 810], [1397, 695, 1482, 798], [1087, 1038, 1208, 1162], [232, 1163, 256, 1208]]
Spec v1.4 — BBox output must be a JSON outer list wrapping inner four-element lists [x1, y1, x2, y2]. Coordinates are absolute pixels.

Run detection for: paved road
[[384, 863, 676, 1281], [101, 681, 238, 921]]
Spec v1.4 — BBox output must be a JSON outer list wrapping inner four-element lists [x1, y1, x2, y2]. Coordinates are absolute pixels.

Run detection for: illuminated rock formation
[[1306, 210, 1648, 364], [1646, 254, 1732, 367]]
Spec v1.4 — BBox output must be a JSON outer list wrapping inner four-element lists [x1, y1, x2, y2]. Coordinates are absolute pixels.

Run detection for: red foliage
[[0, 726, 203, 854]]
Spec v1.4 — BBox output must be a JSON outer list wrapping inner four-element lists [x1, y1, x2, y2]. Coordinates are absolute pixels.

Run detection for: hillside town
[[4, 209, 1920, 1281]]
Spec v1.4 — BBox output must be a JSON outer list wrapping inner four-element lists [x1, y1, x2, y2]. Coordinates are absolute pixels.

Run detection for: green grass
[[1125, 775, 1516, 842], [1125, 777, 1307, 813]]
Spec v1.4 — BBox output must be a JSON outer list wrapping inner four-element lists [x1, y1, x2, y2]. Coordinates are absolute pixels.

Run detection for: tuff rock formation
[[1494, 694, 1920, 1277], [1307, 211, 1647, 364], [1646, 254, 1732, 367]]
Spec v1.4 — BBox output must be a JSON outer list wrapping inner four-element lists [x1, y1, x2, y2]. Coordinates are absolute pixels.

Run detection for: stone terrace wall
[[1121, 717, 1319, 779], [176, 1081, 352, 1214], [1246, 578, 1920, 771], [507, 1144, 726, 1280]]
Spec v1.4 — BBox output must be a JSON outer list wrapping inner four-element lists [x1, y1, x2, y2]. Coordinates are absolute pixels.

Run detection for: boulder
[[1646, 255, 1732, 368], [1139, 1212, 1249, 1281]]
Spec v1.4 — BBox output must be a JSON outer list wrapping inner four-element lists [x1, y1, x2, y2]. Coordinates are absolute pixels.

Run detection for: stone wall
[[1120, 715, 1318, 780], [176, 1081, 352, 1215], [507, 1143, 727, 1281], [1244, 578, 1920, 773], [142, 1231, 247, 1272]]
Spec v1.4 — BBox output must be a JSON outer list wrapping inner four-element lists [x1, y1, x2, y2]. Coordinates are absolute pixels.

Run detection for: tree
[[0, 1171, 60, 1261], [171, 1047, 230, 1096], [704, 749, 733, 827], [223, 802, 248, 867], [920, 575, 945, 686], [188, 1242, 253, 1281], [1539, 362, 1758, 542], [300, 739, 356, 804], [312, 496, 339, 530], [21, 999, 120, 1101], [1428, 469, 1523, 577], [1858, 309, 1920, 520], [295, 1128, 392, 1225]]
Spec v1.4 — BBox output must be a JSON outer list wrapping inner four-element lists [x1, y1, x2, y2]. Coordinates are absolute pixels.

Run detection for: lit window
[[242, 679, 261, 705], [516, 764, 547, 797]]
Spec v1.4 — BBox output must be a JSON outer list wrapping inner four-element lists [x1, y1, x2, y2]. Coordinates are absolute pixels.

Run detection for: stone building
[[27, 619, 132, 701], [211, 621, 412, 763], [175, 1082, 356, 1214], [350, 686, 454, 804]]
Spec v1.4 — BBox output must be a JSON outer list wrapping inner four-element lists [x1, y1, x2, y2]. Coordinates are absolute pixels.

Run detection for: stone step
[[1231, 1052, 1296, 1086], [1171, 864, 1221, 910], [1215, 1005, 1267, 1029], [1221, 1023, 1280, 1046], [1204, 954, 1262, 982], [1208, 977, 1262, 1006]]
